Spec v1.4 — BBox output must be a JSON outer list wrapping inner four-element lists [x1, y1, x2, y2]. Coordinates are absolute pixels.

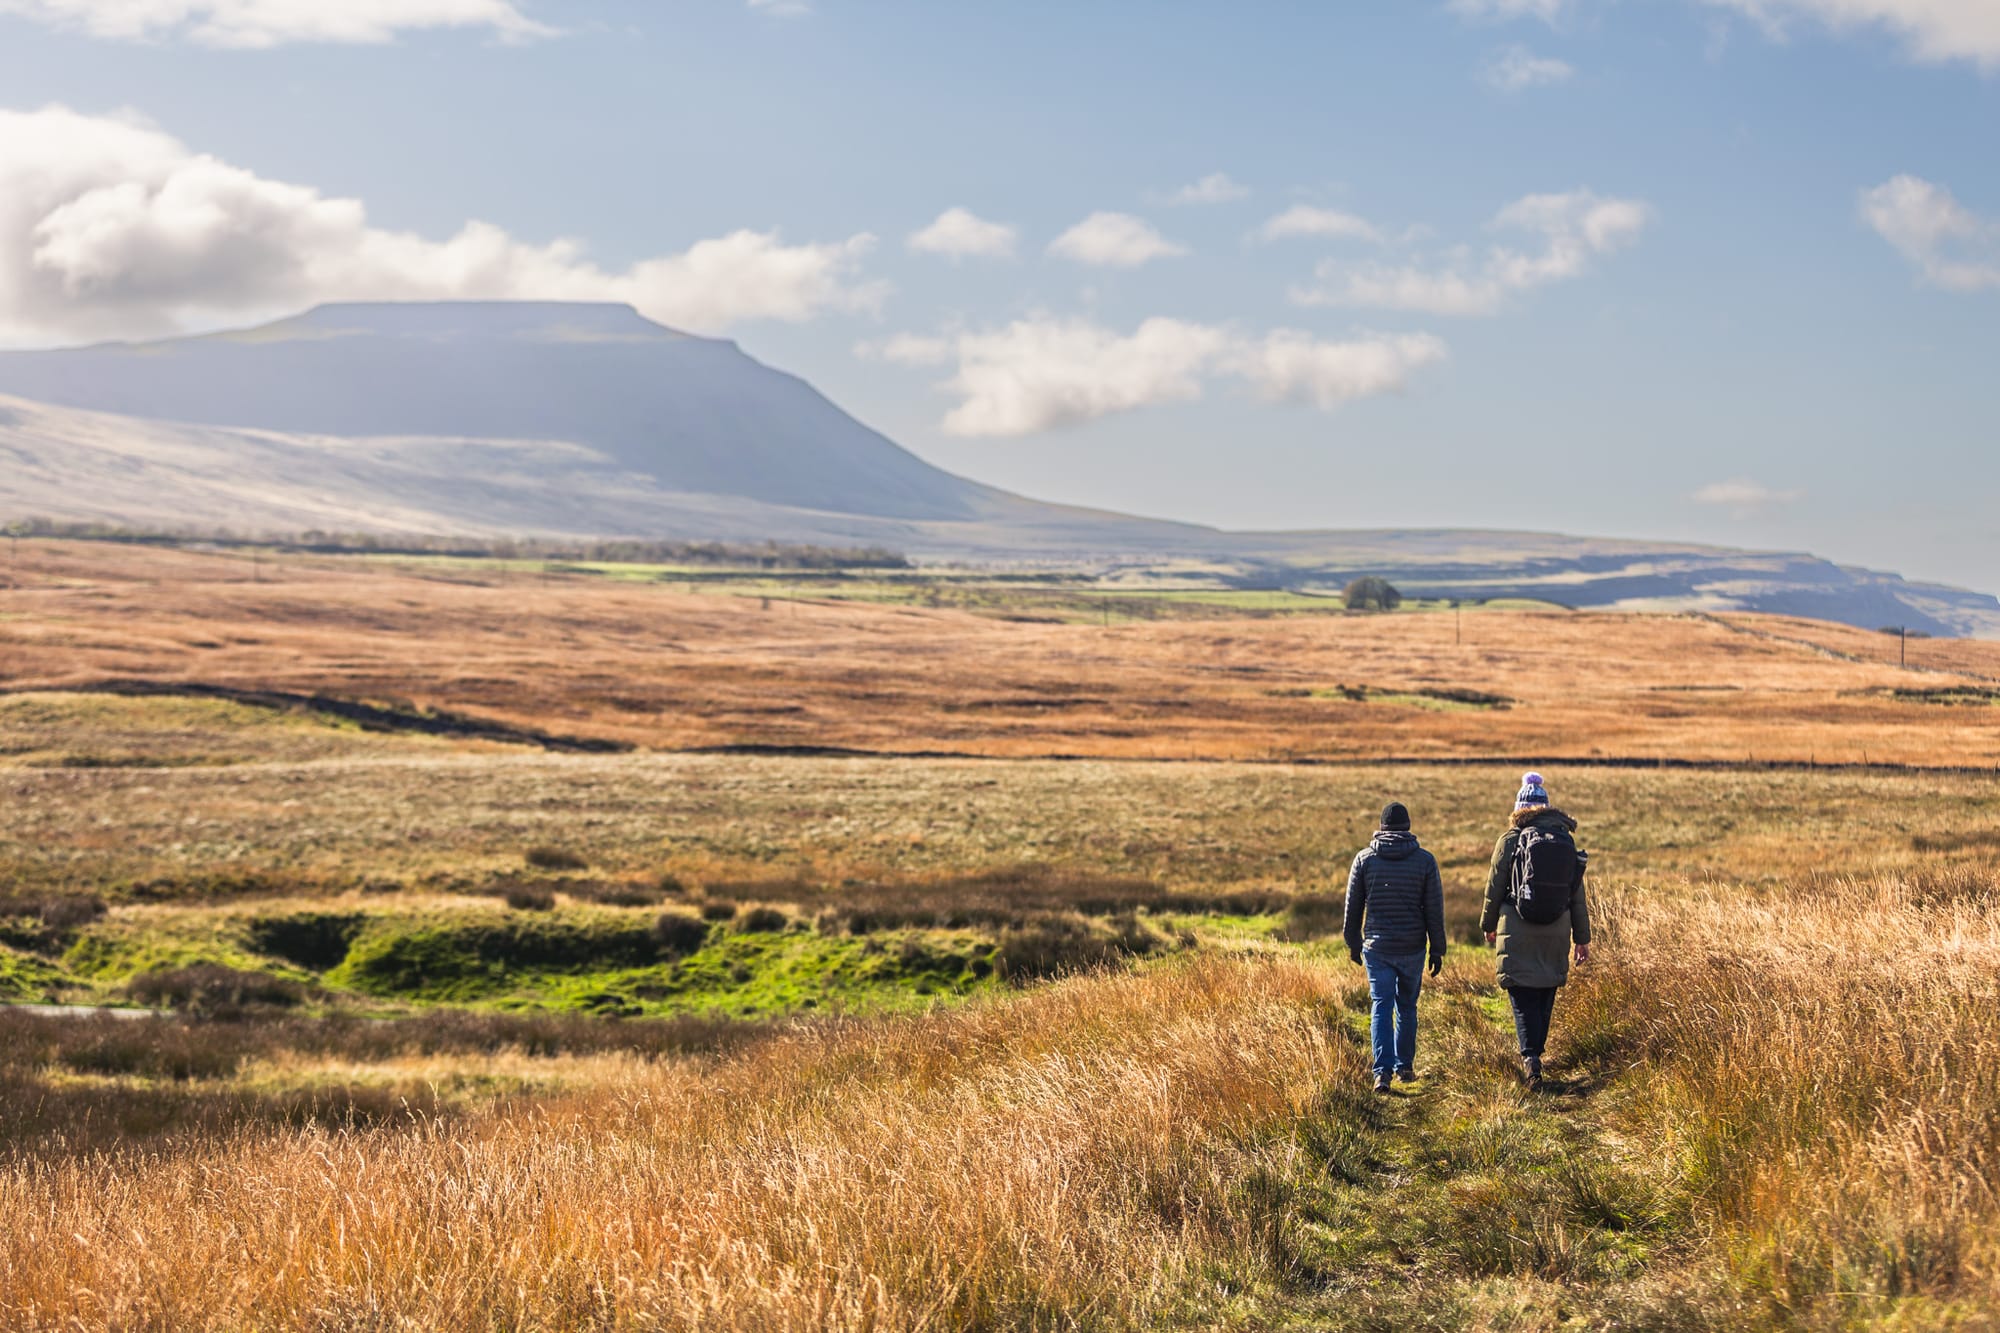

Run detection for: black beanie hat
[[1380, 801, 1411, 831]]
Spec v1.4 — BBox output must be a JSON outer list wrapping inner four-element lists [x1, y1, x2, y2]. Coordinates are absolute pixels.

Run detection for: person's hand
[[1484, 931, 1497, 946], [1427, 955, 1443, 979], [1575, 943, 1592, 964], [1349, 948, 1362, 966]]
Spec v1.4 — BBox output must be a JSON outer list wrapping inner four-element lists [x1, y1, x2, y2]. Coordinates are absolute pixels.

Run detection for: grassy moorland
[[2, 539, 1999, 1328], [7, 538, 2000, 764]]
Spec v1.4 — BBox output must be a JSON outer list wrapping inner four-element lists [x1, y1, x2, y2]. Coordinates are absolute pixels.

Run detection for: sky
[[0, 0, 1995, 587]]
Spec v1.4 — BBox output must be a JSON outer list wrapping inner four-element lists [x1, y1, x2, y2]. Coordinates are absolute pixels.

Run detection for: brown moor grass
[[8, 539, 2000, 765], [0, 955, 1353, 1330], [1568, 870, 2000, 1319]]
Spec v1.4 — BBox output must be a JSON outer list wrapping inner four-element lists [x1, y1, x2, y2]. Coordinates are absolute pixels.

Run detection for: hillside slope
[[0, 302, 994, 522], [1, 301, 1994, 636]]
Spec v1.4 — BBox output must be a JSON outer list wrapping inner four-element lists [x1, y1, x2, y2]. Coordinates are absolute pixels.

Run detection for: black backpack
[[1511, 824, 1581, 925]]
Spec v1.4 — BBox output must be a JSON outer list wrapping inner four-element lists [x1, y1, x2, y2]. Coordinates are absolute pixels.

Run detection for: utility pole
[[1900, 625, 1908, 669], [1454, 600, 1463, 647]]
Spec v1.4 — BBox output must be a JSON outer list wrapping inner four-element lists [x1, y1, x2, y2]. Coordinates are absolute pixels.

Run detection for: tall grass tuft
[[1574, 870, 2000, 1316]]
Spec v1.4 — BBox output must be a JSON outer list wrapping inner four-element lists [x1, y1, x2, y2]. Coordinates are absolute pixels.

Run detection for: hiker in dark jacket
[[1481, 772, 1592, 1090], [1344, 801, 1447, 1094]]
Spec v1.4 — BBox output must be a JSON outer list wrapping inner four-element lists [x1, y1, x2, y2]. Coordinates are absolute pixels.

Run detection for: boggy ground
[[8, 538, 2000, 764]]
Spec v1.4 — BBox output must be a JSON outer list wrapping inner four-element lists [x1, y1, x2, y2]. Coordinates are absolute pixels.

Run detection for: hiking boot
[[1373, 1074, 1392, 1094], [1395, 1068, 1418, 1084], [1524, 1056, 1544, 1091]]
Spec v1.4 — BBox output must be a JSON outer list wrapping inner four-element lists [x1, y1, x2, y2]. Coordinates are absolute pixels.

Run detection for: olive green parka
[[1480, 806, 1592, 989]]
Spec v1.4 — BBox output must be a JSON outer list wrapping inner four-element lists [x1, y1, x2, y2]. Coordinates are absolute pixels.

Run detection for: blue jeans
[[1363, 949, 1425, 1077]]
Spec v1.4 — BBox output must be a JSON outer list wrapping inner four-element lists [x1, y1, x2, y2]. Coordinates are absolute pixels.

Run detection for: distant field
[[4, 538, 1999, 1328], [358, 548, 1496, 620], [5, 538, 2000, 765]]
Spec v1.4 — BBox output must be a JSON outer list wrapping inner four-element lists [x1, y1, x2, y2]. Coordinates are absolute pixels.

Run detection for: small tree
[[1342, 576, 1403, 612]]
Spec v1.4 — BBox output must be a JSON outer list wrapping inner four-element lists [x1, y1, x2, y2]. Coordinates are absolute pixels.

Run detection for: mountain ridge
[[1, 301, 1994, 637], [0, 301, 994, 521]]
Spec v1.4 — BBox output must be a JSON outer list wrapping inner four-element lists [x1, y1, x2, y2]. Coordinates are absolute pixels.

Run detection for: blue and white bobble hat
[[1515, 771, 1549, 810]]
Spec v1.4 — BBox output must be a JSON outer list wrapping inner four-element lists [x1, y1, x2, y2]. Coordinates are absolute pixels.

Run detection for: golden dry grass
[[7, 539, 2000, 764], [7, 860, 1995, 1329], [7, 737, 1994, 907], [0, 955, 1354, 1330], [1575, 871, 2000, 1318]]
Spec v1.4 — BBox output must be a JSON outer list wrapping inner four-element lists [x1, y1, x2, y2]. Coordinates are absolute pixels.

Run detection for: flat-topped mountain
[[0, 302, 991, 521], [1, 301, 1994, 636]]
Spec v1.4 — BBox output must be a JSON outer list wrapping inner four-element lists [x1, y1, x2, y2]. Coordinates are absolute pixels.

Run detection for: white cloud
[[1482, 43, 1577, 88], [1451, 0, 2000, 67], [907, 207, 1017, 260], [1699, 0, 2000, 68], [1228, 330, 1450, 411], [1256, 205, 1383, 244], [1308, 265, 1509, 317], [927, 318, 1226, 435], [1449, 0, 1572, 21], [882, 315, 1447, 437], [1167, 173, 1250, 205], [1493, 190, 1650, 250], [1294, 188, 1651, 316], [1693, 478, 1804, 515], [746, 0, 811, 16], [0, 106, 883, 344], [862, 332, 954, 365], [1047, 212, 1188, 268], [1861, 174, 2000, 291], [0, 0, 549, 46]]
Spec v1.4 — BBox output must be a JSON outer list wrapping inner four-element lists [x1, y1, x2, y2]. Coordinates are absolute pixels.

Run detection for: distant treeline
[[0, 517, 910, 570]]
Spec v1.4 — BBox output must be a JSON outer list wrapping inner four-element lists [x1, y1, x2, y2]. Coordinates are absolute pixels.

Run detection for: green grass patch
[[309, 906, 1004, 1016], [523, 929, 1001, 1018], [0, 946, 69, 1001], [322, 908, 1001, 1016], [63, 917, 301, 987], [38, 893, 1179, 1017], [326, 910, 670, 1003]]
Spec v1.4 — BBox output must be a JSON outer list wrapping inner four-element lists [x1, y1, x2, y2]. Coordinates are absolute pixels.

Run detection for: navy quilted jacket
[[1343, 830, 1447, 959]]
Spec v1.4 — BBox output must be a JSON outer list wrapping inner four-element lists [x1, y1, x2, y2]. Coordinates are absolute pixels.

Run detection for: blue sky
[[0, 0, 1994, 586]]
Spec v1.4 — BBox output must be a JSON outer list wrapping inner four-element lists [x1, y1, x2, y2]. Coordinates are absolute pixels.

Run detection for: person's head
[[1379, 801, 1411, 832], [1514, 771, 1549, 811]]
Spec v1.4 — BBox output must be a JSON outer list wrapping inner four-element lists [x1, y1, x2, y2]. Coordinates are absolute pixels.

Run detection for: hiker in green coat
[[1481, 771, 1592, 1090]]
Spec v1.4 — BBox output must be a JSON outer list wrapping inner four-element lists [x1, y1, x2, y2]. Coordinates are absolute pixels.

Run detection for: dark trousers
[[1503, 984, 1559, 1060]]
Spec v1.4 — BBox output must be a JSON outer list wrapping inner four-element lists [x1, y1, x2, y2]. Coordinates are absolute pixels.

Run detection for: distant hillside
[[0, 302, 992, 522], [1, 301, 1995, 637]]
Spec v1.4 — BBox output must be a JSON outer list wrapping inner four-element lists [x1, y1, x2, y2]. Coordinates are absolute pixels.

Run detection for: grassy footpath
[[1251, 950, 1711, 1330]]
